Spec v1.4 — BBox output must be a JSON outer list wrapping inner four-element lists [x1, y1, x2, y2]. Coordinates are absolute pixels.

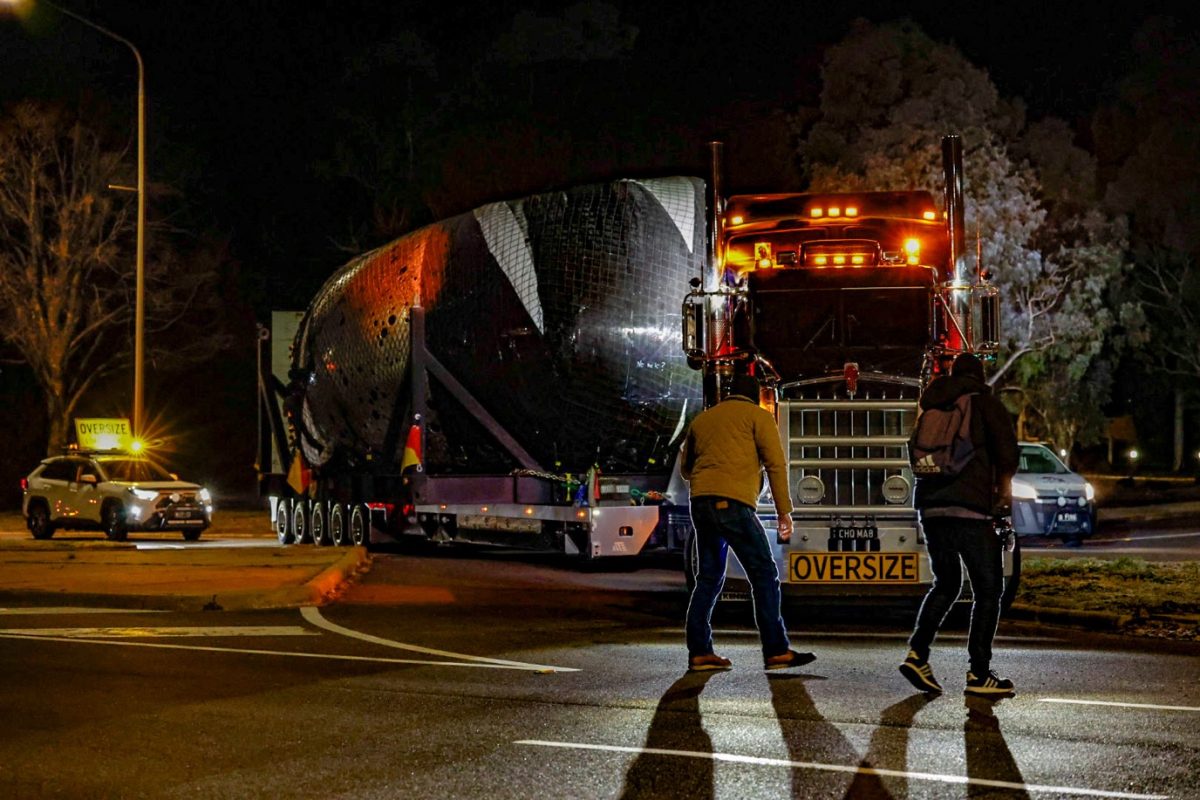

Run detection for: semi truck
[[681, 135, 1019, 600], [257, 178, 705, 558]]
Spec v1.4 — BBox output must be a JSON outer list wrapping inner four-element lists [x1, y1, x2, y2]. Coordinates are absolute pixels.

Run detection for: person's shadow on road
[[769, 671, 902, 799], [844, 693, 935, 799], [619, 670, 719, 800], [965, 696, 1030, 798]]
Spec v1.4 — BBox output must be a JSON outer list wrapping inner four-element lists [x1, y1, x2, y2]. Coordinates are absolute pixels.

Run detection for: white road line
[[1040, 698, 1200, 713], [0, 626, 314, 639], [0, 633, 565, 670], [0, 607, 164, 616], [667, 629, 1062, 643], [515, 740, 1169, 799], [1107, 531, 1200, 543], [300, 606, 578, 673]]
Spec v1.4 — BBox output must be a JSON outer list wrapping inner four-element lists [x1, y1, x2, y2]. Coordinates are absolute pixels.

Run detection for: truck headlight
[[199, 487, 212, 503], [1011, 482, 1037, 500], [130, 487, 158, 501]]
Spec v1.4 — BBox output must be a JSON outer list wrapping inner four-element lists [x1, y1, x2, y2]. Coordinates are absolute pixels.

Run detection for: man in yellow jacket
[[680, 371, 815, 672]]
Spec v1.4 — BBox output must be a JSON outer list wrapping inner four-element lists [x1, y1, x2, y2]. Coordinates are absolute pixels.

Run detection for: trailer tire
[[275, 498, 294, 545], [292, 500, 311, 544], [311, 502, 330, 546], [349, 505, 370, 547], [330, 503, 350, 546]]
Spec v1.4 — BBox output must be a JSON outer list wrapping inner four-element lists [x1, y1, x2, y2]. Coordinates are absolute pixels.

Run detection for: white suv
[[21, 454, 213, 542]]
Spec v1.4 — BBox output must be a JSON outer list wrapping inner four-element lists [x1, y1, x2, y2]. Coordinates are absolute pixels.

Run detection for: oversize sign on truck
[[74, 418, 132, 451], [788, 552, 919, 583]]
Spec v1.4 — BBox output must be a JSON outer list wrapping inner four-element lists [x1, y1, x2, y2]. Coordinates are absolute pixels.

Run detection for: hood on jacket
[[920, 373, 991, 410]]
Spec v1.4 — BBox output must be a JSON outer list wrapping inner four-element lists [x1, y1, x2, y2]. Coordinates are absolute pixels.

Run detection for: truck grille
[[783, 396, 918, 514]]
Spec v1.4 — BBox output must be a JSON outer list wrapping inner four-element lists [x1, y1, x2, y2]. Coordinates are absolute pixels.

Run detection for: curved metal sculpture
[[291, 177, 705, 476]]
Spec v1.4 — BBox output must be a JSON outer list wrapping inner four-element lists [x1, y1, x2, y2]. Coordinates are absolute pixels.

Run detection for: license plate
[[788, 552, 920, 584], [176, 510, 191, 518], [1057, 512, 1078, 522], [830, 525, 878, 540]]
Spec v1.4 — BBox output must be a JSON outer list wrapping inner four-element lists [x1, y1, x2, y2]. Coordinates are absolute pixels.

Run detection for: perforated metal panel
[[292, 178, 705, 475]]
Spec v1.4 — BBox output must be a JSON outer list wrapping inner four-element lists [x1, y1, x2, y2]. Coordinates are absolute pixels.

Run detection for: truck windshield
[[101, 459, 175, 482]]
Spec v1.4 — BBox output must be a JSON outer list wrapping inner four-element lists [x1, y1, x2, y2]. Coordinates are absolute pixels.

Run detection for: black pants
[[908, 516, 1003, 675]]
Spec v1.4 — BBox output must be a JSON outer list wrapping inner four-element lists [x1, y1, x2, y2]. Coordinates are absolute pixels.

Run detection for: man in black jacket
[[900, 353, 1019, 697]]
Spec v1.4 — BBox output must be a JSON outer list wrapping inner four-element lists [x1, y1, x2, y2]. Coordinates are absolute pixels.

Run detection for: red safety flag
[[286, 451, 311, 494], [401, 425, 423, 473]]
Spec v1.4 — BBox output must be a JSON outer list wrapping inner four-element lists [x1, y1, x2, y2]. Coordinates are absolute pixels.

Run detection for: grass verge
[[1019, 557, 1200, 639]]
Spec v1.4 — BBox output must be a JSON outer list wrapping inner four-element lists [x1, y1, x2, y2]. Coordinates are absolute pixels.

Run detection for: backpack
[[909, 393, 977, 477]]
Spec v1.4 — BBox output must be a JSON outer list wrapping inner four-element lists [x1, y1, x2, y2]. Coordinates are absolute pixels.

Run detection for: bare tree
[[0, 101, 137, 452], [0, 100, 232, 454]]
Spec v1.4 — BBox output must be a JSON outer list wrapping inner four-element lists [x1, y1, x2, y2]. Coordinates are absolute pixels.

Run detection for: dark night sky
[[1, 0, 1197, 493], [5, 0, 1195, 307]]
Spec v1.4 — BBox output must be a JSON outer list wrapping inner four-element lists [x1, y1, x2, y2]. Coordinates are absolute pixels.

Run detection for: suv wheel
[[28, 502, 55, 540], [182, 528, 203, 542], [103, 502, 129, 542]]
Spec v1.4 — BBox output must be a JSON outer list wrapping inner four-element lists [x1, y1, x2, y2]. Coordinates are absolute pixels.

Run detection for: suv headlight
[[1084, 481, 1095, 501], [129, 487, 159, 501], [199, 487, 212, 503], [1011, 481, 1037, 500]]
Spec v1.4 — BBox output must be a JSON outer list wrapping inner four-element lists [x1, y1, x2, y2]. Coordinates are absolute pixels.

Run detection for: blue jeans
[[908, 515, 1003, 674], [686, 496, 790, 658]]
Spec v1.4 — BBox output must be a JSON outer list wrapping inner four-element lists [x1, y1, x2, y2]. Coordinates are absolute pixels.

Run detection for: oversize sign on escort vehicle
[[788, 552, 920, 583]]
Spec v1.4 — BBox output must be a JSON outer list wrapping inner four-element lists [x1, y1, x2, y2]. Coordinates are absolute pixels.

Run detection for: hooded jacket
[[680, 395, 794, 515], [912, 373, 1019, 515]]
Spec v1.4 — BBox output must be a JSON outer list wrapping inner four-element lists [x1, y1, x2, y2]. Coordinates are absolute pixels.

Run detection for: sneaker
[[764, 649, 817, 670], [965, 670, 1015, 697], [688, 653, 732, 672], [899, 650, 943, 694]]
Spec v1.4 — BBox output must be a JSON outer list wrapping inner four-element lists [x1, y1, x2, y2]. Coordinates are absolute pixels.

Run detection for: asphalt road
[[1, 547, 1196, 799], [1021, 517, 1200, 562]]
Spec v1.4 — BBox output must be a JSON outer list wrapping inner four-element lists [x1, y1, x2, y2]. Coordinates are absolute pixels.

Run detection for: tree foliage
[[0, 100, 231, 453], [795, 20, 1128, 450]]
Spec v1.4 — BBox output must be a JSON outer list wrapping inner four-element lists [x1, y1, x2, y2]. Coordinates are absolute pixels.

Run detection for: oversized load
[[261, 177, 706, 555]]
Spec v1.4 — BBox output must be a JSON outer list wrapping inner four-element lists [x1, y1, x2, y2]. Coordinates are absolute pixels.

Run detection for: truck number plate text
[[830, 525, 878, 540], [788, 552, 919, 584]]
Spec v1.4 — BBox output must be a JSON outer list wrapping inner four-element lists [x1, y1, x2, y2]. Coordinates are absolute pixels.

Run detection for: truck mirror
[[682, 300, 705, 363], [971, 285, 1001, 354]]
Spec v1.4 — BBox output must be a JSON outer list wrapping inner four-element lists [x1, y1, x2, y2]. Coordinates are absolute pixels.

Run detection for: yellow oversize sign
[[788, 552, 920, 584], [74, 418, 132, 451]]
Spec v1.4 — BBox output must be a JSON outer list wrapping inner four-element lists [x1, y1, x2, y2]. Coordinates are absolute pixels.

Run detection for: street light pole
[[36, 0, 146, 437]]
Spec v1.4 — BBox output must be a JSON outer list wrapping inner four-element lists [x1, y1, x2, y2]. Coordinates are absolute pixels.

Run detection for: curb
[[1007, 602, 1133, 631], [0, 547, 373, 613]]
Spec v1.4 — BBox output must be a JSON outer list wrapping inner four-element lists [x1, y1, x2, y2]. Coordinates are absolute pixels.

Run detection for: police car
[[21, 452, 214, 542], [1011, 442, 1096, 539]]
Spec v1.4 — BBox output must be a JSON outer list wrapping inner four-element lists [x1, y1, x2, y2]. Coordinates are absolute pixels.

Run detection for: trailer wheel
[[292, 500, 311, 544], [349, 504, 370, 547], [330, 503, 350, 546], [311, 502, 330, 546], [275, 498, 294, 545]]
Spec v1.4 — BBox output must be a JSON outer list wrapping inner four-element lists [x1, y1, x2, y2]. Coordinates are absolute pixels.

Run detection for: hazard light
[[904, 238, 920, 265]]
